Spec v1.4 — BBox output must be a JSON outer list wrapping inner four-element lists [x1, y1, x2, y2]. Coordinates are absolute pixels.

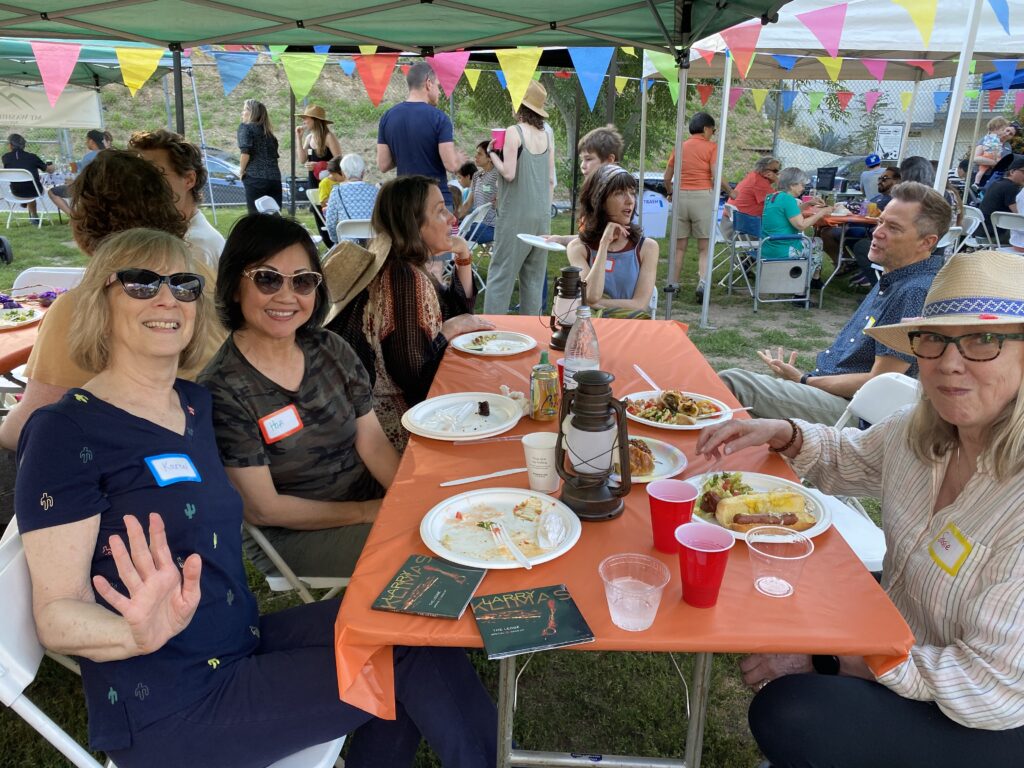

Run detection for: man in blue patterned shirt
[[719, 182, 950, 424]]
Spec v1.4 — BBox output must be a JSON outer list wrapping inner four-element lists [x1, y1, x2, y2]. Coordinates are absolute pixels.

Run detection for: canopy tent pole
[[933, 0, 985, 192], [170, 44, 185, 135], [663, 60, 688, 320], [962, 103, 984, 205], [699, 51, 732, 330], [896, 71, 921, 163], [188, 68, 217, 226], [289, 89, 297, 217], [771, 78, 782, 156], [637, 75, 648, 229], [569, 85, 582, 231]]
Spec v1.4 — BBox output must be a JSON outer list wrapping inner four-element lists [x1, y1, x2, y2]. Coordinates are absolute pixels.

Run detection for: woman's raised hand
[[600, 221, 629, 247], [92, 513, 202, 656], [450, 236, 472, 262]]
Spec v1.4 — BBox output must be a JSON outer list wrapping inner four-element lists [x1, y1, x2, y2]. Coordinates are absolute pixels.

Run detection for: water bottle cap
[[539, 351, 550, 365]]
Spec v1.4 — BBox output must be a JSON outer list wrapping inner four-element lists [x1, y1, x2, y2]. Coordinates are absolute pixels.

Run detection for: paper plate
[[0, 307, 41, 331], [685, 471, 832, 541], [622, 390, 732, 431], [517, 233, 566, 251], [419, 487, 582, 569], [611, 436, 688, 484], [402, 391, 522, 442], [451, 331, 537, 357]]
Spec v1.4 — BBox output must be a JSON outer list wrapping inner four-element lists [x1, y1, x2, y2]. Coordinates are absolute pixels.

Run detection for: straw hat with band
[[295, 105, 333, 124], [520, 81, 548, 118], [865, 250, 1024, 356], [322, 235, 390, 324]]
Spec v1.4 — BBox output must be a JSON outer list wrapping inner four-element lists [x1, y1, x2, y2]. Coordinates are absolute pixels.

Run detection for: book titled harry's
[[372, 554, 486, 619], [470, 583, 595, 659]]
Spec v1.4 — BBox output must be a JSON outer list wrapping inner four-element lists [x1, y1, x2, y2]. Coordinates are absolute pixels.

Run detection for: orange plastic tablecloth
[[824, 214, 879, 227], [0, 310, 44, 374], [334, 316, 914, 718]]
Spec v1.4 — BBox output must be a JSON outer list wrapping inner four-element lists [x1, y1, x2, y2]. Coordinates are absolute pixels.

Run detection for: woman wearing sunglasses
[[198, 214, 399, 579], [696, 251, 1024, 768], [14, 227, 498, 768]]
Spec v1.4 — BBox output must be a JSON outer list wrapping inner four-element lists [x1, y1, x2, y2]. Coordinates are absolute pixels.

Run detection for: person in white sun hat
[[697, 249, 1024, 767]]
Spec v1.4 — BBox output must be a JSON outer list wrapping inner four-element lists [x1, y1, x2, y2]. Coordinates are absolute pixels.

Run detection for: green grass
[[1, 208, 874, 768]]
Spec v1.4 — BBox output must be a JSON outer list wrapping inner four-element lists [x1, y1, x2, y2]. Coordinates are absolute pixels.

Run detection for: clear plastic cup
[[746, 526, 814, 598], [598, 553, 671, 631]]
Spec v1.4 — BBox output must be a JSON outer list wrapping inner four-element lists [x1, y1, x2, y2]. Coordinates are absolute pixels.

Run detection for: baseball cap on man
[[865, 154, 881, 168], [1008, 154, 1024, 172]]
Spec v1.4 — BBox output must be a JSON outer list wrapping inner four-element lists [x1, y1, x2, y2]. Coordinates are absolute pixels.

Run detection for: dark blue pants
[[749, 673, 1024, 768], [107, 599, 497, 768], [243, 176, 283, 215]]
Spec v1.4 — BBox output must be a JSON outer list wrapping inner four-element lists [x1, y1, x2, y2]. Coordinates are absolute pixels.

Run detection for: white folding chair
[[963, 205, 994, 249], [255, 195, 281, 214], [457, 203, 492, 249], [243, 522, 349, 605], [0, 169, 49, 228], [336, 218, 374, 242], [11, 266, 85, 293], [0, 533, 346, 768], [955, 206, 983, 254], [936, 226, 962, 260], [305, 188, 331, 240], [991, 211, 1024, 250], [824, 372, 921, 571]]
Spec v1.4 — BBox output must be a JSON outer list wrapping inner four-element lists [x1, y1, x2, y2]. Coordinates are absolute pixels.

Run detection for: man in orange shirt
[[663, 112, 733, 300]]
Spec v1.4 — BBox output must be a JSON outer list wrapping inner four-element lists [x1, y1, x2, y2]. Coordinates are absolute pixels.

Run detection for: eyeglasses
[[880, 175, 898, 182], [110, 269, 205, 302], [908, 331, 1024, 361], [765, 168, 781, 174], [243, 267, 323, 296]]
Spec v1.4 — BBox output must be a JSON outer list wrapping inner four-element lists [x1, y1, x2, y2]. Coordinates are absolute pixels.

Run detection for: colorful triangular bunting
[[808, 92, 824, 112], [426, 51, 471, 97], [31, 41, 80, 107], [354, 53, 399, 107], [836, 91, 854, 111], [115, 46, 164, 97], [781, 91, 797, 112], [796, 3, 847, 58], [770, 54, 798, 71], [816, 56, 844, 82], [892, 0, 937, 47], [751, 88, 768, 111], [991, 60, 1020, 92], [568, 47, 615, 111], [210, 51, 257, 96], [695, 48, 716, 66], [495, 48, 543, 111], [864, 90, 882, 112], [719, 22, 762, 78], [907, 60, 935, 76], [861, 58, 888, 82], [988, 0, 1011, 34], [696, 83, 713, 105], [614, 76, 628, 94], [464, 69, 481, 90], [281, 53, 327, 101], [339, 59, 356, 77], [728, 87, 746, 109], [899, 91, 914, 111], [988, 89, 1004, 110]]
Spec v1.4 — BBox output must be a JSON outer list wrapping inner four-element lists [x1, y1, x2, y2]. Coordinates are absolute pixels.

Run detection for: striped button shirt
[[791, 409, 1024, 730]]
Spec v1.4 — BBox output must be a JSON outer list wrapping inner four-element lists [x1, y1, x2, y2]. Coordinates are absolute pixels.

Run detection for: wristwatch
[[799, 372, 813, 386]]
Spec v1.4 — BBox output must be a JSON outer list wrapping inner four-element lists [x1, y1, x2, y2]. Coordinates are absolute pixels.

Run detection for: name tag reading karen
[[259, 404, 304, 444], [145, 454, 201, 487], [929, 523, 973, 577]]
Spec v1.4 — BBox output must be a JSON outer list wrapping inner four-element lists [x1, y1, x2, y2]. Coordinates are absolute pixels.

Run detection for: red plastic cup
[[646, 480, 698, 554], [675, 522, 735, 608], [491, 128, 506, 151], [556, 358, 566, 389]]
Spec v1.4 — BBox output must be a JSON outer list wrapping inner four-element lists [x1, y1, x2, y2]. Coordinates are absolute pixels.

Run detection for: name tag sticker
[[605, 259, 615, 272], [929, 523, 973, 577], [259, 404, 304, 444], [145, 454, 201, 486]]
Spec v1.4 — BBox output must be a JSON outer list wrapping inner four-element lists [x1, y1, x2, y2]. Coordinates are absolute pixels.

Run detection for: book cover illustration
[[470, 583, 595, 659], [372, 554, 486, 619]]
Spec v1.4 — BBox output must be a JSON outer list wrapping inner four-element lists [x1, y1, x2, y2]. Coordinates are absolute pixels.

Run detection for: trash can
[[640, 190, 669, 238]]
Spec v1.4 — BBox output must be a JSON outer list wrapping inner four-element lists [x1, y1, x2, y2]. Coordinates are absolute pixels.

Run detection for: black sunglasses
[[111, 268, 205, 302], [243, 267, 323, 296]]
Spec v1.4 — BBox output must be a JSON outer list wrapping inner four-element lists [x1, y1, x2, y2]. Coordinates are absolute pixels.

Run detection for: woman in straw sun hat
[[294, 104, 342, 190], [483, 79, 556, 316], [696, 250, 1024, 766]]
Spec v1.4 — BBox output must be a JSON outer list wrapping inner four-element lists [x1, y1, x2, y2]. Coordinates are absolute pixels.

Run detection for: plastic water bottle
[[562, 306, 600, 391]]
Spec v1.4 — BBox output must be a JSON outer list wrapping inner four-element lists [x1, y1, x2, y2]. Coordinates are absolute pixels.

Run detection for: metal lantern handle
[[609, 397, 632, 498]]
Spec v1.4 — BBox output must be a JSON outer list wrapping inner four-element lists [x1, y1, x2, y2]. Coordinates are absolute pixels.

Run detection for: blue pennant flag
[[992, 59, 1020, 92], [496, 70, 507, 89], [211, 52, 258, 96], [567, 47, 615, 111], [313, 45, 331, 54], [933, 91, 951, 110], [780, 90, 797, 112], [339, 58, 356, 76], [988, 0, 1011, 34], [771, 54, 798, 71]]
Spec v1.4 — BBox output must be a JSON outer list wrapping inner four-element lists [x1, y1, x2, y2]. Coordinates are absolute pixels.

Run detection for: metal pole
[[497, 657, 516, 768], [896, 72, 921, 163], [683, 652, 715, 768], [289, 89, 297, 217], [162, 73, 173, 131], [663, 61, 688, 319], [963, 99, 984, 205], [171, 44, 185, 135], [637, 75, 649, 229], [771, 79, 783, 157], [188, 68, 217, 226], [699, 52, 732, 330], [933, 0, 986, 192], [569, 85, 582, 230]]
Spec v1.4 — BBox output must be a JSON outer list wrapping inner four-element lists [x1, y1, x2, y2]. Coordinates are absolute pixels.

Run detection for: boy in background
[[547, 124, 625, 246]]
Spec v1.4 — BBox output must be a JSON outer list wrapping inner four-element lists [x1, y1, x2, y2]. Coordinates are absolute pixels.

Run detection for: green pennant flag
[[281, 53, 328, 101], [808, 92, 824, 112], [268, 45, 287, 62]]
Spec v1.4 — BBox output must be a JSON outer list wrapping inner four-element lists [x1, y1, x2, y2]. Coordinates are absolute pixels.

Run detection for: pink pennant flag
[[31, 41, 81, 107], [864, 90, 882, 112], [795, 3, 848, 58], [988, 89, 1004, 110], [728, 87, 746, 109], [696, 83, 713, 105], [694, 48, 716, 66], [836, 91, 854, 111], [861, 58, 888, 82], [426, 51, 471, 97], [1016, 91, 1024, 112], [907, 60, 935, 76], [719, 23, 762, 78]]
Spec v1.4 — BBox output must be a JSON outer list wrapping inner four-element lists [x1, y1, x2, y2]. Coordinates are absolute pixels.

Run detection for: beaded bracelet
[[769, 417, 801, 453]]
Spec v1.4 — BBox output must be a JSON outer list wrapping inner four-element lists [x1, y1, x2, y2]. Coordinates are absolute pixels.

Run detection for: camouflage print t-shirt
[[198, 329, 382, 503]]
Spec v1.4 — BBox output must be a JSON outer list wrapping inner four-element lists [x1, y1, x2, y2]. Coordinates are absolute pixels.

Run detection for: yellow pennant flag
[[621, 46, 636, 57], [615, 76, 629, 94], [358, 45, 378, 55], [115, 46, 164, 97], [281, 53, 328, 101], [900, 91, 914, 111], [892, 0, 937, 47], [495, 48, 543, 112], [816, 56, 844, 82], [751, 88, 768, 111], [464, 69, 481, 90]]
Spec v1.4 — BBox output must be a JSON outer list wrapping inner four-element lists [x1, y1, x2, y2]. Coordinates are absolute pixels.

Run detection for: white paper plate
[[402, 391, 522, 442], [611, 436, 688, 484], [0, 307, 41, 331], [517, 233, 566, 251], [622, 390, 733, 431], [419, 487, 582, 569], [451, 331, 538, 357], [685, 471, 832, 541]]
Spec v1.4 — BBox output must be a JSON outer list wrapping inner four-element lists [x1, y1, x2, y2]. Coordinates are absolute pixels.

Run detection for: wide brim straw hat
[[295, 104, 333, 124], [322, 234, 390, 324], [520, 80, 549, 118], [865, 250, 1024, 355]]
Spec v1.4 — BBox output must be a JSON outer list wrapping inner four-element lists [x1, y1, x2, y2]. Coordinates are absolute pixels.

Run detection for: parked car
[[200, 147, 295, 207]]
